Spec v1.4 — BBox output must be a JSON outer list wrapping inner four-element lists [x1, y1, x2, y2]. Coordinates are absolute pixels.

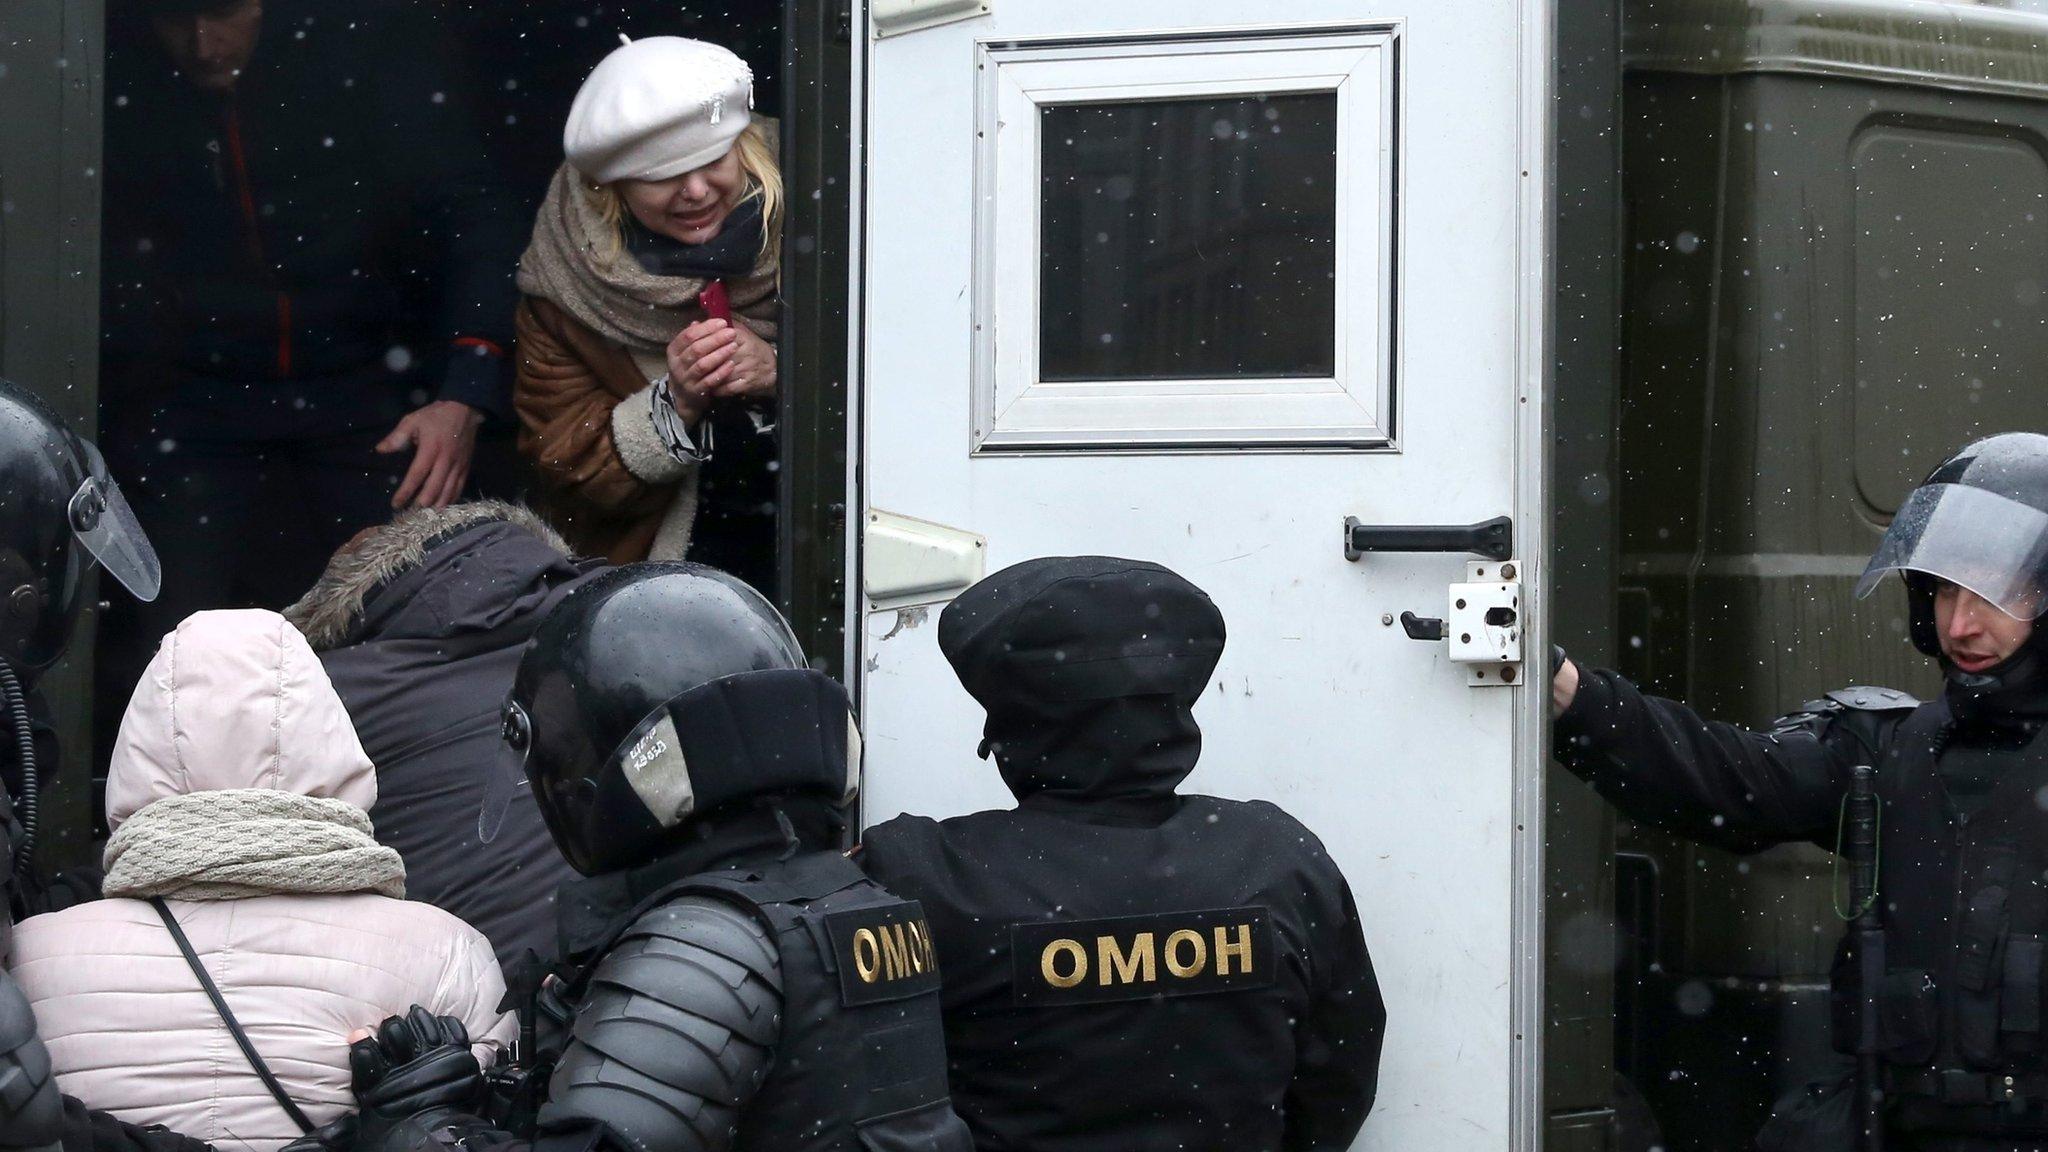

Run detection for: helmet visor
[[478, 700, 533, 844], [70, 443, 160, 603], [1855, 483, 2048, 620]]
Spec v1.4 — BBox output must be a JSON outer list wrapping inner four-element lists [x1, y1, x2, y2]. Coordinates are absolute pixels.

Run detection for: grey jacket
[[289, 503, 598, 969]]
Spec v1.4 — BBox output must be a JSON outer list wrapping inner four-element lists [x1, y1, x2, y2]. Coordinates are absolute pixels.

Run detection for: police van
[[4, 0, 2046, 1148]]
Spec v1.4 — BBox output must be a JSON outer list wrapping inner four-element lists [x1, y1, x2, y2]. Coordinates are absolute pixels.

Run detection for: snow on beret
[[563, 36, 754, 185]]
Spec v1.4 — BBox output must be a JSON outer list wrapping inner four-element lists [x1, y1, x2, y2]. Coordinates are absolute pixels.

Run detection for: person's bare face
[[1935, 581, 2036, 675], [617, 146, 746, 246], [152, 0, 263, 93]]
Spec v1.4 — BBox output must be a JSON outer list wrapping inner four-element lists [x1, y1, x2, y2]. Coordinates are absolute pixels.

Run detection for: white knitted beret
[[563, 36, 755, 185]]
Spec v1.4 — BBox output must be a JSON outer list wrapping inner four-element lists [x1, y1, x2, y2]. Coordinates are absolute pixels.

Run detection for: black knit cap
[[938, 556, 1225, 708]]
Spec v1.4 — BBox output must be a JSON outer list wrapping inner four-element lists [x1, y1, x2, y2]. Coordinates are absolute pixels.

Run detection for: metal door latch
[[1394, 561, 1524, 686]]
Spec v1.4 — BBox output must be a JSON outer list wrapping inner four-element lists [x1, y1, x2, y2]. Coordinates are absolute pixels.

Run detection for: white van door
[[852, 4, 1550, 1150]]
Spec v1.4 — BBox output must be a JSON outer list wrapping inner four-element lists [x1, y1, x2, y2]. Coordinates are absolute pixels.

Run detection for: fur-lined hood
[[283, 501, 576, 651]]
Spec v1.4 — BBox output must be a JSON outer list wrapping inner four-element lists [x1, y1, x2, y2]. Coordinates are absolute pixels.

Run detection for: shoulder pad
[[0, 973, 61, 1147], [1822, 686, 1921, 712], [547, 897, 784, 1151], [1771, 687, 1920, 753], [605, 894, 783, 1007]]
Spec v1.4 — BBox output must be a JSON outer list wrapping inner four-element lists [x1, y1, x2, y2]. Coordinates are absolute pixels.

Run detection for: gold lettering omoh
[[1041, 938, 1088, 988], [853, 928, 882, 983], [1098, 931, 1157, 985], [1214, 923, 1254, 976], [906, 921, 928, 974], [880, 922, 912, 980], [1164, 929, 1208, 978]]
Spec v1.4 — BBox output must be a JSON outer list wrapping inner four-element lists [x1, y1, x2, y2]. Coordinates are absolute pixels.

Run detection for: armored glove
[[309, 1007, 497, 1152], [0, 969, 60, 1152]]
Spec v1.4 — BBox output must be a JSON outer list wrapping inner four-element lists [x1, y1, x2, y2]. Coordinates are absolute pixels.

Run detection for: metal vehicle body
[[850, 3, 1551, 1150], [3, 0, 2046, 1147]]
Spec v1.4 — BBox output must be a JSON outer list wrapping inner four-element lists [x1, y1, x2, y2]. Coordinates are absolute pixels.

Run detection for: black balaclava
[[938, 557, 1225, 821], [1942, 639, 2048, 726]]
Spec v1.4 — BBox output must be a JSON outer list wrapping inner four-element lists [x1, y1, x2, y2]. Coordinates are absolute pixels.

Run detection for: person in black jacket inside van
[[859, 556, 1386, 1152], [95, 0, 524, 792]]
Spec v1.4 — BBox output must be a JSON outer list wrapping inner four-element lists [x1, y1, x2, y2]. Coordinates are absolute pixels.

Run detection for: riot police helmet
[[491, 562, 859, 876], [1855, 432, 2048, 656], [0, 378, 159, 676]]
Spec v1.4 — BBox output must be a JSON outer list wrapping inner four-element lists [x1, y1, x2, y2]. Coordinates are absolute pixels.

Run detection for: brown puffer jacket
[[513, 292, 778, 564], [515, 296, 679, 563]]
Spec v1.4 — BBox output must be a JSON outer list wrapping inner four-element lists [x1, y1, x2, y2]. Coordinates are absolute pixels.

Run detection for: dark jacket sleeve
[[370, 13, 521, 421], [1282, 862, 1384, 1152], [1554, 665, 1886, 850], [60, 1097, 211, 1152]]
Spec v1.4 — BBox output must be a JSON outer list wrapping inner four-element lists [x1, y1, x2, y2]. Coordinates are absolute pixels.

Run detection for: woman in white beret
[[513, 35, 782, 586]]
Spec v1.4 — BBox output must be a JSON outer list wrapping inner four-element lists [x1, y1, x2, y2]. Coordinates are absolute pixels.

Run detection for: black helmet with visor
[[0, 379, 159, 676], [487, 563, 859, 876], [1855, 432, 2048, 656]]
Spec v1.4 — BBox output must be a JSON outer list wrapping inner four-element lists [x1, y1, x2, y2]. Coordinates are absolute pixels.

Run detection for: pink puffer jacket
[[11, 610, 515, 1152]]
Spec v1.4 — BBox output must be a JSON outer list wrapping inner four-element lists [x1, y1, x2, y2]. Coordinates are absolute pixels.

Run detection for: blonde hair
[[585, 122, 783, 276]]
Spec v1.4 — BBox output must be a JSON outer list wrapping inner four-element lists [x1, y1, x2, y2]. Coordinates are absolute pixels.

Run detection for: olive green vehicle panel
[[0, 0, 105, 875], [1612, 1, 2048, 1145], [1629, 0, 2048, 99], [1549, 0, 1626, 1140]]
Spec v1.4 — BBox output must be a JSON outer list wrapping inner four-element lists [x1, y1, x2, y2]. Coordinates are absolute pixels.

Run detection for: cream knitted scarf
[[102, 790, 406, 901], [516, 163, 777, 355]]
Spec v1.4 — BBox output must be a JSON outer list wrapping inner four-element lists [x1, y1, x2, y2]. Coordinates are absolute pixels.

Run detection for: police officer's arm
[[1283, 878, 1385, 1152], [533, 897, 782, 1152], [1555, 662, 1872, 848], [59, 1099, 213, 1152]]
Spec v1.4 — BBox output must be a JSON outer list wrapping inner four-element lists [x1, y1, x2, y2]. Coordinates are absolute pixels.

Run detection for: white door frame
[[844, 4, 1554, 1146]]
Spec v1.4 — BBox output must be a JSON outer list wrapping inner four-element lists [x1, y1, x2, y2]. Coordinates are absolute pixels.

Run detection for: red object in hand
[[699, 280, 733, 323]]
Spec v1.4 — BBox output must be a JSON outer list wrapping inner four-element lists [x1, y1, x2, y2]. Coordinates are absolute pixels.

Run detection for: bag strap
[[147, 897, 317, 1134]]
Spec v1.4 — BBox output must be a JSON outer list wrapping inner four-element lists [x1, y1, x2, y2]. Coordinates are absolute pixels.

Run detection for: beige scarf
[[515, 163, 778, 355], [102, 790, 406, 901]]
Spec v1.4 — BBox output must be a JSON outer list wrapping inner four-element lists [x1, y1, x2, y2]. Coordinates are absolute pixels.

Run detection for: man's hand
[[1552, 651, 1580, 720], [377, 401, 483, 510]]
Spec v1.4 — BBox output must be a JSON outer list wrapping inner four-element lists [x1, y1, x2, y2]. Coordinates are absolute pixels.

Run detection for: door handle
[[1342, 515, 1513, 562]]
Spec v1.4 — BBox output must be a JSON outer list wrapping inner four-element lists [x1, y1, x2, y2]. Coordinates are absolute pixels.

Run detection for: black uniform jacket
[[1558, 664, 2048, 1143], [860, 554, 1385, 1152], [1553, 667, 1911, 851], [862, 794, 1384, 1152]]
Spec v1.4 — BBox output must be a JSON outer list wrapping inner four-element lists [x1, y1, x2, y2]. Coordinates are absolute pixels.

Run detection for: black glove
[[345, 1008, 494, 1152]]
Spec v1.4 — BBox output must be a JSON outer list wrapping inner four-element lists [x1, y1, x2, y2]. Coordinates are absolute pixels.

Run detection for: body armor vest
[[580, 850, 972, 1152], [1836, 699, 2048, 1127]]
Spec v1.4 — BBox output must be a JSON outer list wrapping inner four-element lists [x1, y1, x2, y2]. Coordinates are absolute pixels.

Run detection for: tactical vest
[[578, 851, 973, 1152], [1834, 699, 2048, 1125], [561, 844, 974, 1147]]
